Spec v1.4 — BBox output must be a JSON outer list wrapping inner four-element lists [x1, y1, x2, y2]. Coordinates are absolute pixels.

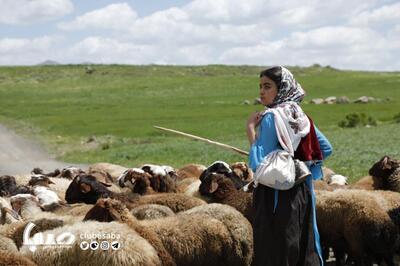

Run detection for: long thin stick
[[154, 126, 249, 156]]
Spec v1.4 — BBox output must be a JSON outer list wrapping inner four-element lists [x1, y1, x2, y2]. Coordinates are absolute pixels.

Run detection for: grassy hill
[[0, 64, 399, 182]]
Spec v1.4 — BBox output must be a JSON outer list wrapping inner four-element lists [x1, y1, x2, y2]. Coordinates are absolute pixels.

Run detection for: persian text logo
[[23, 222, 76, 252]]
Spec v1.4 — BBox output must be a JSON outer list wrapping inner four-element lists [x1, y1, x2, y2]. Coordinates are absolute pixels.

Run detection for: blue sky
[[0, 0, 399, 70]]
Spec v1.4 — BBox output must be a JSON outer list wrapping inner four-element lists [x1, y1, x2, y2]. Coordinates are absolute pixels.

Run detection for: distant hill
[[37, 60, 60, 66]]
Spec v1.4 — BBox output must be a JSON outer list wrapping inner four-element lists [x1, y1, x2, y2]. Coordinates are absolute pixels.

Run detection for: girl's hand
[[247, 111, 262, 128]]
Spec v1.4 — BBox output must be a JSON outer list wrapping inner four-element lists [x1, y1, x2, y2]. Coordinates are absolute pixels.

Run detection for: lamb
[[351, 155, 400, 192], [176, 163, 206, 180], [199, 173, 253, 223], [20, 220, 162, 266], [66, 174, 205, 212], [85, 198, 251, 266], [315, 189, 400, 265]]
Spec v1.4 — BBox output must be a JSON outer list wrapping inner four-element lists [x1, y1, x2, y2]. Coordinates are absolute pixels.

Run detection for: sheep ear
[[80, 183, 92, 193], [99, 181, 112, 187], [2, 207, 20, 220], [209, 180, 219, 193], [47, 178, 55, 185], [382, 157, 392, 169]]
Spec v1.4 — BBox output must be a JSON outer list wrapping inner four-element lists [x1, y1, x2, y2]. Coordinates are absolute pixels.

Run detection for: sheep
[[9, 193, 92, 222], [31, 167, 61, 178], [20, 220, 162, 266], [182, 203, 253, 266], [0, 196, 21, 225], [351, 155, 400, 192], [0, 250, 37, 266], [200, 161, 248, 190], [199, 173, 253, 223], [88, 162, 128, 183], [117, 168, 155, 195], [85, 198, 251, 266], [28, 175, 68, 211], [176, 163, 206, 180], [0, 234, 18, 252], [59, 166, 85, 179], [131, 204, 175, 220], [66, 174, 206, 212], [230, 162, 253, 182], [315, 189, 400, 265], [0, 175, 33, 197], [141, 164, 177, 193]]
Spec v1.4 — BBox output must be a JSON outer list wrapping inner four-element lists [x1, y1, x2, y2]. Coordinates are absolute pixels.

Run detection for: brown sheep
[[199, 173, 253, 223], [316, 189, 400, 265], [85, 198, 250, 266], [351, 156, 400, 192], [176, 164, 206, 180], [0, 250, 37, 266], [230, 162, 253, 182], [88, 162, 128, 183], [66, 174, 205, 212]]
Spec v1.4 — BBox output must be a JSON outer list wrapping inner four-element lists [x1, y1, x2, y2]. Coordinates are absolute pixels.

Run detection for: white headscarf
[[261, 66, 310, 156]]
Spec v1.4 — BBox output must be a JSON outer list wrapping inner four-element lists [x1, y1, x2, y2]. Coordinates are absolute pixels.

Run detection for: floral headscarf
[[269, 66, 305, 108]]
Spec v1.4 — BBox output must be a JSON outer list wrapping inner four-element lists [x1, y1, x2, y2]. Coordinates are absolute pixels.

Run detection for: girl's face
[[259, 76, 278, 106]]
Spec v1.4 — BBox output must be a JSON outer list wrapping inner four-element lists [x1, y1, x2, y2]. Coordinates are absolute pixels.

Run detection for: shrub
[[338, 113, 377, 128], [394, 113, 400, 123]]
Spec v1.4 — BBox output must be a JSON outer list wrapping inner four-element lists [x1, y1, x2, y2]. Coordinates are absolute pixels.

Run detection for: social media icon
[[90, 241, 99, 250], [80, 241, 89, 250], [100, 241, 110, 250], [111, 241, 121, 250]]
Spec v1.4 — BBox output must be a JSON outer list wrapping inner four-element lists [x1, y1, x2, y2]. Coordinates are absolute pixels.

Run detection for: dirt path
[[0, 124, 87, 175]]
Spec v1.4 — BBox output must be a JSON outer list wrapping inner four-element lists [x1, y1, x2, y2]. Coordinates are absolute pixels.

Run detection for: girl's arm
[[314, 126, 333, 159]]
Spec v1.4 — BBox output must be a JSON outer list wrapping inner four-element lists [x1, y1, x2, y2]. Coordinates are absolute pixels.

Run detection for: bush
[[394, 113, 400, 123], [338, 113, 377, 128]]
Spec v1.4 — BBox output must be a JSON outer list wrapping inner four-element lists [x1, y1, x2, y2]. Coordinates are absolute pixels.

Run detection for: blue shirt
[[249, 113, 332, 179]]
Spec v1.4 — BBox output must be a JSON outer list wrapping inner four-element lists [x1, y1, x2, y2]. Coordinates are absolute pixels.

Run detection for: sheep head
[[199, 173, 236, 200], [0, 175, 17, 197], [230, 162, 253, 182], [84, 198, 131, 223], [60, 166, 85, 179], [65, 174, 112, 204], [28, 174, 55, 187], [200, 161, 247, 190], [141, 164, 177, 193], [369, 156, 400, 179], [118, 168, 153, 195], [10, 194, 40, 215]]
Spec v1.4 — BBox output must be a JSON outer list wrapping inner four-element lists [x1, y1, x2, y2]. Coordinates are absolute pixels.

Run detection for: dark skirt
[[252, 181, 320, 266]]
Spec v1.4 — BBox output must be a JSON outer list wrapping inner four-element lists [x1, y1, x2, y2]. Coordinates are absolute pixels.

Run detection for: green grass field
[[0, 64, 399, 182]]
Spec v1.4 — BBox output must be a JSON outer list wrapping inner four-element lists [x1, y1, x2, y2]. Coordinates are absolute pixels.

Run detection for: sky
[[0, 0, 399, 70]]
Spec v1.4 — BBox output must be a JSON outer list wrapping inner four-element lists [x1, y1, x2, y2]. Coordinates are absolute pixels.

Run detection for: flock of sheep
[[0, 156, 399, 266]]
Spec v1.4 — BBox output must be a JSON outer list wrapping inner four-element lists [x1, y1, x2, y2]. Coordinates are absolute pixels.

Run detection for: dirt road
[[0, 124, 86, 175]]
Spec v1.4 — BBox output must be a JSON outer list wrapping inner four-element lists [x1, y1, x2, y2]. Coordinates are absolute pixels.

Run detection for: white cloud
[[58, 3, 137, 31], [68, 37, 158, 64], [349, 2, 400, 26], [0, 0, 73, 25], [219, 26, 397, 70], [0, 36, 59, 65]]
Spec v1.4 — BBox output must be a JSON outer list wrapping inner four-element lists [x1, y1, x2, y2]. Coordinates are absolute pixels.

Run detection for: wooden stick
[[154, 126, 249, 156]]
